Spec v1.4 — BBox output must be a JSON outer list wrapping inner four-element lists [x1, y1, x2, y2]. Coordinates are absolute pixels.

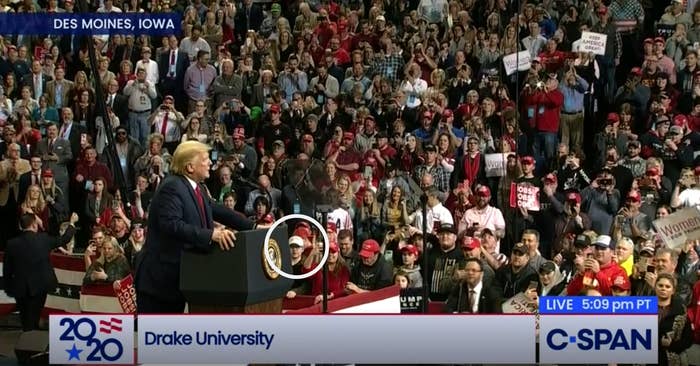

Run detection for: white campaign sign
[[653, 207, 700, 249], [503, 51, 531, 75], [579, 31, 607, 55], [485, 153, 508, 177]]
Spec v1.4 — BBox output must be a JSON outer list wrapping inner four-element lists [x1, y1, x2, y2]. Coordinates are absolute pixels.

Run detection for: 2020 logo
[[50, 315, 134, 364]]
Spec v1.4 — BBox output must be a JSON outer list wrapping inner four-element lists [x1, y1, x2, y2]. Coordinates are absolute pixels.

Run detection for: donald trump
[[135, 141, 265, 313]]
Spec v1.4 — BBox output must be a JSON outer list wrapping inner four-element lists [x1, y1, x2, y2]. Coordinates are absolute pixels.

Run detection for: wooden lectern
[[180, 226, 293, 314]]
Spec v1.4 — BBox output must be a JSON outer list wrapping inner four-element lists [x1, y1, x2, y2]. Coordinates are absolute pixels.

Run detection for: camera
[[536, 81, 544, 88], [371, 142, 379, 149], [598, 178, 612, 186]]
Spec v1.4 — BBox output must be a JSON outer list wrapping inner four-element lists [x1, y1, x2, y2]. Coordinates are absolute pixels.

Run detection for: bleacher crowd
[[0, 0, 699, 363]]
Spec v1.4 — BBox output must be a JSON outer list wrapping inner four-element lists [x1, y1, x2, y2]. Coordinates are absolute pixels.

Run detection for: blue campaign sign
[[0, 13, 181, 35], [539, 296, 657, 314]]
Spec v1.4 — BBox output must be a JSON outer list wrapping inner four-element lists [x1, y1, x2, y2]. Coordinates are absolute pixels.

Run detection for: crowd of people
[[0, 0, 699, 362]]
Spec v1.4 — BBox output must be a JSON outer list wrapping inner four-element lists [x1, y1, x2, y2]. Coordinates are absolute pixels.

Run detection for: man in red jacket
[[566, 235, 628, 296], [531, 73, 564, 170]]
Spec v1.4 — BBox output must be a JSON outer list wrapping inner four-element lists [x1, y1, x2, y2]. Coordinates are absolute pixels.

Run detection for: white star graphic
[[55, 288, 61, 295], [66, 288, 72, 296]]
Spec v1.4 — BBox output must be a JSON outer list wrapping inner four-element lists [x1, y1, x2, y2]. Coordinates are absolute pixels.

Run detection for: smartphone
[[586, 253, 594, 259], [384, 249, 393, 262], [112, 200, 119, 210], [646, 265, 656, 273], [528, 280, 538, 290], [210, 150, 218, 162]]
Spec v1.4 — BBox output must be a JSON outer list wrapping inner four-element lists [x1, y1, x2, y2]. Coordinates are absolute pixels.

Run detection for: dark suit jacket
[[22, 73, 52, 98], [60, 122, 86, 160], [443, 281, 503, 314], [450, 153, 488, 190], [110, 45, 140, 74], [158, 49, 189, 86], [18, 170, 43, 204], [106, 93, 129, 126], [135, 175, 256, 303], [234, 3, 264, 41], [3, 225, 76, 298], [250, 83, 279, 110]]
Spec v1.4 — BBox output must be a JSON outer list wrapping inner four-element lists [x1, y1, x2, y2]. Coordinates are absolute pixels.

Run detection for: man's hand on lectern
[[212, 228, 236, 250]]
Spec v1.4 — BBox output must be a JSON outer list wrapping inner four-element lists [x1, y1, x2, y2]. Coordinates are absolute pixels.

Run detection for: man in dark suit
[[158, 36, 189, 113], [250, 70, 279, 111], [135, 141, 270, 313], [234, 0, 263, 45], [3, 213, 78, 330], [105, 79, 129, 126], [22, 60, 52, 100], [36, 122, 73, 199], [58, 108, 86, 167], [17, 155, 44, 203], [109, 35, 139, 74], [443, 257, 503, 313]]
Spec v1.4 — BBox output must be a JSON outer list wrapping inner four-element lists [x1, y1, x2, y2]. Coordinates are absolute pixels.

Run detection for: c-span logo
[[49, 315, 134, 364]]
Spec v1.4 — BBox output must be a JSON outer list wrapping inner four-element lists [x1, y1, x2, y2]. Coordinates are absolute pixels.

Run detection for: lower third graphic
[[49, 314, 134, 365]]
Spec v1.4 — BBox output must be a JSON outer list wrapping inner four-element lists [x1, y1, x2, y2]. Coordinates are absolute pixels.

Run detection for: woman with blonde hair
[[19, 184, 49, 232], [500, 24, 519, 54], [83, 237, 131, 288], [382, 185, 411, 230], [70, 71, 95, 104], [425, 69, 446, 101], [335, 174, 355, 217], [96, 56, 116, 91]]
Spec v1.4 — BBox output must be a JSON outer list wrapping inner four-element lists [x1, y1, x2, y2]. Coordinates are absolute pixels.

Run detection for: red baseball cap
[[358, 239, 381, 258], [293, 226, 312, 240], [343, 132, 354, 140], [327, 221, 337, 233], [476, 185, 491, 197], [329, 241, 339, 253], [461, 236, 481, 250], [400, 244, 419, 256], [627, 190, 641, 202], [607, 113, 620, 123], [544, 173, 558, 183], [233, 126, 245, 139], [269, 104, 281, 113], [673, 114, 688, 126], [521, 156, 535, 165], [42, 169, 54, 178], [302, 134, 314, 143], [643, 38, 653, 44], [442, 109, 453, 118], [566, 192, 581, 204], [612, 275, 631, 291], [654, 37, 665, 44], [630, 67, 642, 76], [646, 167, 660, 176]]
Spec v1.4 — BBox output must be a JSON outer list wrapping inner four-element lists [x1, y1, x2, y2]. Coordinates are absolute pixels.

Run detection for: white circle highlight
[[263, 213, 330, 280]]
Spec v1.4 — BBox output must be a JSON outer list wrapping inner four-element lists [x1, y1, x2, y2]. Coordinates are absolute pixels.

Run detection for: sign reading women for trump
[[509, 182, 541, 211], [653, 207, 700, 249]]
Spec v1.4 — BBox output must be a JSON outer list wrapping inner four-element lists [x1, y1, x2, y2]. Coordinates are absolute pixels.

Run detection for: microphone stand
[[315, 204, 333, 313], [421, 193, 429, 313]]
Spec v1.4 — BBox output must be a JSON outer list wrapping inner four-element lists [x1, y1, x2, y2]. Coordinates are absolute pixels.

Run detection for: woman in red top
[[303, 241, 350, 304], [15, 113, 41, 154]]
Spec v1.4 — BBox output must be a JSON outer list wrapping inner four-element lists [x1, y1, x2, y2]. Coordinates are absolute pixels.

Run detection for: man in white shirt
[[135, 47, 159, 86], [672, 167, 700, 209], [413, 187, 453, 234], [148, 96, 184, 154], [459, 185, 506, 252]]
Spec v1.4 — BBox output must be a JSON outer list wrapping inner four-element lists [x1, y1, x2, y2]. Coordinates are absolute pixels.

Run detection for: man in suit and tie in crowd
[[57, 108, 85, 171], [250, 70, 278, 112], [135, 141, 270, 313], [105, 79, 129, 127], [35, 122, 72, 203], [234, 0, 263, 46], [0, 126, 30, 159], [444, 257, 503, 313], [159, 36, 189, 114], [17, 155, 44, 204], [46, 67, 73, 109], [22, 60, 52, 101], [3, 212, 78, 330]]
